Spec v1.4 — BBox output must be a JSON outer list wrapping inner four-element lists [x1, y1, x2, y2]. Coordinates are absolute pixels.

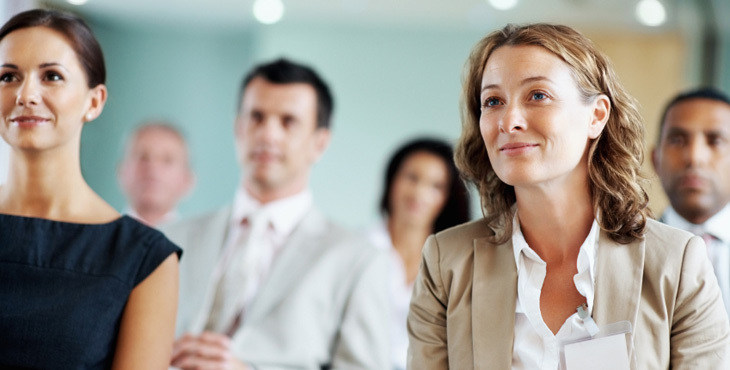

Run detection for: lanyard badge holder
[[559, 303, 634, 370]]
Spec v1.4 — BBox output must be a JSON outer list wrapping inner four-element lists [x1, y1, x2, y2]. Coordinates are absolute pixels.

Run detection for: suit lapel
[[472, 235, 517, 370], [593, 230, 644, 366], [244, 208, 330, 322], [190, 206, 234, 333]]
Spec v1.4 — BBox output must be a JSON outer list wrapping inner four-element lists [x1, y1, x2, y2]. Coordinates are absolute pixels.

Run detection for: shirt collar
[[510, 211, 600, 296], [230, 186, 313, 237], [663, 204, 730, 243]]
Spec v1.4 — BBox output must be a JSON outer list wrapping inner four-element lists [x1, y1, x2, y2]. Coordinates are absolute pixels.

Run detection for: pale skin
[[480, 45, 609, 334], [171, 77, 330, 370], [387, 151, 449, 284], [118, 126, 194, 226], [0, 26, 178, 369]]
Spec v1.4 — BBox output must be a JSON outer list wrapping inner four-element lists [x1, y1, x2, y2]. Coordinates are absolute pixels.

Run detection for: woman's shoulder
[[423, 218, 495, 265], [433, 217, 494, 247], [643, 218, 696, 254], [641, 218, 703, 278], [110, 216, 181, 286]]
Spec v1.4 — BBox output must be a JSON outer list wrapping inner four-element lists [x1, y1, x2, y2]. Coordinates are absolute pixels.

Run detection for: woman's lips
[[499, 142, 538, 155], [10, 116, 50, 128]]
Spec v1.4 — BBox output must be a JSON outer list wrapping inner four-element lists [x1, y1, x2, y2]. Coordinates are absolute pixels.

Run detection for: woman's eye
[[531, 92, 547, 100], [482, 97, 502, 108], [44, 71, 63, 81], [0, 73, 16, 83]]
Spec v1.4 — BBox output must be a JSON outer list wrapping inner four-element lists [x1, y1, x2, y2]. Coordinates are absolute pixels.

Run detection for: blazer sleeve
[[407, 235, 449, 370], [670, 235, 730, 368], [330, 247, 391, 370]]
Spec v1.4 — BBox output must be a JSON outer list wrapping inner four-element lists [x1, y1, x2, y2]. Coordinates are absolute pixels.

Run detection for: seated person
[[164, 58, 389, 370]]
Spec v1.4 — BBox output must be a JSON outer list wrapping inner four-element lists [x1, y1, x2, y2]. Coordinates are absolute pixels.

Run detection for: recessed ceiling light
[[253, 0, 285, 25], [66, 0, 88, 5], [487, 0, 518, 11], [636, 0, 666, 27]]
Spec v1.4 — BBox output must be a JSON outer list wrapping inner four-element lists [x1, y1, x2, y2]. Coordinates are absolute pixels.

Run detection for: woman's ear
[[84, 84, 108, 122], [588, 94, 610, 139]]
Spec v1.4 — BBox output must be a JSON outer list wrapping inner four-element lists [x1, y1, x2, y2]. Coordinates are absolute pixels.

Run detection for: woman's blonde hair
[[455, 23, 650, 244]]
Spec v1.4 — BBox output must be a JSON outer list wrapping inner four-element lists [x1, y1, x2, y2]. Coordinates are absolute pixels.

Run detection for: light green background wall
[[82, 19, 484, 228]]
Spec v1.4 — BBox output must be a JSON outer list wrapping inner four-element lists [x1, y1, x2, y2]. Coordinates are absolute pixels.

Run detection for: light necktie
[[206, 210, 270, 334]]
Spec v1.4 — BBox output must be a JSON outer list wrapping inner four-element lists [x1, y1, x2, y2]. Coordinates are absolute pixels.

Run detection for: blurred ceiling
[[41, 0, 720, 33]]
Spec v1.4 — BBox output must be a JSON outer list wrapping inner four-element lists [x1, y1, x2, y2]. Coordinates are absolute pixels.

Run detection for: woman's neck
[[0, 147, 114, 222], [388, 217, 431, 252], [515, 179, 595, 264]]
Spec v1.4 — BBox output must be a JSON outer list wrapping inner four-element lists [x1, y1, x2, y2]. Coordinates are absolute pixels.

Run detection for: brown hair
[[0, 9, 106, 88], [455, 23, 650, 244]]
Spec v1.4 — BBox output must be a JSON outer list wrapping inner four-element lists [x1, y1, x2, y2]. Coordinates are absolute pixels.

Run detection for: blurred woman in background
[[366, 137, 470, 370], [0, 9, 180, 369]]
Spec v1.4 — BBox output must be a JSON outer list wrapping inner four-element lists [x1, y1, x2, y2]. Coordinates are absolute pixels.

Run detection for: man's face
[[119, 127, 192, 213], [653, 98, 730, 223], [235, 77, 330, 196]]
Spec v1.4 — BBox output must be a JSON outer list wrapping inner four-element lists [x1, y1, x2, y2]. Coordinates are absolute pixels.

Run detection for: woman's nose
[[500, 103, 527, 133], [16, 78, 40, 107]]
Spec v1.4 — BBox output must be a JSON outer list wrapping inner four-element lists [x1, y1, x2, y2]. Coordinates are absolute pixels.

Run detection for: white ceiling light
[[66, 0, 88, 5], [253, 0, 285, 25], [636, 0, 666, 27], [487, 0, 518, 11]]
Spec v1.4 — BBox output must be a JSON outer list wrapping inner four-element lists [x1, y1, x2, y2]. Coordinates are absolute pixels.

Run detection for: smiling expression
[[0, 26, 103, 152], [479, 45, 607, 191]]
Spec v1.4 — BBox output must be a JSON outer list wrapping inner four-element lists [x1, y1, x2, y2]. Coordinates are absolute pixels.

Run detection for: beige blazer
[[407, 218, 730, 370], [162, 206, 390, 370]]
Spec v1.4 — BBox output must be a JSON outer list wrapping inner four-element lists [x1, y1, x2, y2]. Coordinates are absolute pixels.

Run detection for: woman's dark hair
[[0, 9, 106, 88], [380, 138, 471, 233]]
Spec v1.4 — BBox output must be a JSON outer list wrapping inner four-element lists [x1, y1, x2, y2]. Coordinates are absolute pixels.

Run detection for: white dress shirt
[[365, 220, 411, 370], [662, 204, 730, 317], [205, 187, 313, 332], [511, 212, 600, 370]]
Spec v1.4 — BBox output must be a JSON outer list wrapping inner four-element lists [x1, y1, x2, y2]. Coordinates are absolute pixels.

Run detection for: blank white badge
[[563, 332, 630, 370]]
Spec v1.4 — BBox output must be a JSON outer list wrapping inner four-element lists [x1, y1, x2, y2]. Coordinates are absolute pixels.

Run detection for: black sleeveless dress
[[0, 214, 182, 369]]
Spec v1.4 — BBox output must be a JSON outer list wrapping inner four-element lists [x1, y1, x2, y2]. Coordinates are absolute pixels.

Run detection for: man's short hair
[[657, 87, 730, 145], [238, 58, 334, 129]]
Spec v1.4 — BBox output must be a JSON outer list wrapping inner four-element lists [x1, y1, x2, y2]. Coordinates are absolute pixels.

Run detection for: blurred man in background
[[118, 122, 194, 226], [164, 59, 389, 370], [653, 87, 730, 317]]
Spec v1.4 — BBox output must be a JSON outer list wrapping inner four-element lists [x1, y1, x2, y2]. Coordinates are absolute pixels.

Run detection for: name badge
[[560, 308, 633, 370]]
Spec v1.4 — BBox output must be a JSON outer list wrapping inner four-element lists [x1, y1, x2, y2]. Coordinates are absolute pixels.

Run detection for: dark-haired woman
[[0, 9, 180, 369], [407, 24, 729, 369], [366, 138, 470, 370]]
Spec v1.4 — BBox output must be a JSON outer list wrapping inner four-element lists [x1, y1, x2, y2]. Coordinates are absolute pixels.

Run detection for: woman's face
[[0, 26, 105, 151], [479, 45, 608, 191], [389, 151, 450, 229]]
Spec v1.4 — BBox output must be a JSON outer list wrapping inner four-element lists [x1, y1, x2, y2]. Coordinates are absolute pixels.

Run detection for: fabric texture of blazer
[[407, 218, 730, 370], [162, 205, 390, 370]]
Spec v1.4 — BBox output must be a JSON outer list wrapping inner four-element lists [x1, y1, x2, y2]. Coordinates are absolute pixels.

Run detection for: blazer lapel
[[592, 230, 645, 368], [189, 206, 234, 333], [472, 236, 517, 370], [244, 208, 330, 322]]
